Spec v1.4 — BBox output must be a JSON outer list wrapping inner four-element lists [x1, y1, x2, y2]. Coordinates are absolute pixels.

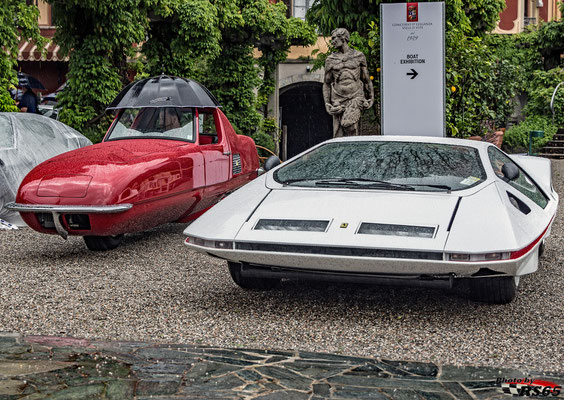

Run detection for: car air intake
[[232, 154, 242, 175], [254, 219, 330, 232], [507, 192, 531, 215], [357, 223, 436, 238], [235, 242, 443, 260]]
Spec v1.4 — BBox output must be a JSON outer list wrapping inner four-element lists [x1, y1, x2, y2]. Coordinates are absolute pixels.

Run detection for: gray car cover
[[0, 113, 92, 226]]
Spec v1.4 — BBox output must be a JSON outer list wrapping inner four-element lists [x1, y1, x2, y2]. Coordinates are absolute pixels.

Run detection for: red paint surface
[[17, 108, 259, 237]]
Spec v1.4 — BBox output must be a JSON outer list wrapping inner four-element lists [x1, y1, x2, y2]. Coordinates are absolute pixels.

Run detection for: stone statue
[[323, 28, 374, 137]]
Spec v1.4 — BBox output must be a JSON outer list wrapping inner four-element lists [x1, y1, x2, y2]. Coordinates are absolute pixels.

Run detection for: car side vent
[[507, 192, 531, 215], [232, 154, 242, 175], [357, 223, 436, 238], [254, 219, 330, 232]]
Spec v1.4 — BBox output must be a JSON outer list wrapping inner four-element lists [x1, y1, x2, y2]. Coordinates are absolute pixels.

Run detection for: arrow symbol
[[406, 69, 418, 79]]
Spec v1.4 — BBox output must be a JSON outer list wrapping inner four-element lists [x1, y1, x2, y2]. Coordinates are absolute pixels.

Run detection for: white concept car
[[183, 136, 558, 304]]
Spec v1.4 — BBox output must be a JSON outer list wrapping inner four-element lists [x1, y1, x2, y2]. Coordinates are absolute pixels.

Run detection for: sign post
[[380, 2, 445, 136]]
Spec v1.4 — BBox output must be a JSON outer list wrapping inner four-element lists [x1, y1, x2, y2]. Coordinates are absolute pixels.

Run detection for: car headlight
[[185, 236, 233, 249]]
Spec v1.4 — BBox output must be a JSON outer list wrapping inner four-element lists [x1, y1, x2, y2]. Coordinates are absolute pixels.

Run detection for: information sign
[[380, 2, 445, 136]]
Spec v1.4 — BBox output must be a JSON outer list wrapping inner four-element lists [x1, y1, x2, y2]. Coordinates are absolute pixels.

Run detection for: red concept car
[[8, 76, 260, 250]]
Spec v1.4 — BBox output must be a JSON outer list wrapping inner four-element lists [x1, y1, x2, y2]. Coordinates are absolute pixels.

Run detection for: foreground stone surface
[[0, 333, 561, 399]]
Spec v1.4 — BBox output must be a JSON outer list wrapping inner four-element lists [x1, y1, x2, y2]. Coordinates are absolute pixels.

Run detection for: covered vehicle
[[183, 136, 558, 304], [7, 75, 260, 250], [0, 113, 91, 226]]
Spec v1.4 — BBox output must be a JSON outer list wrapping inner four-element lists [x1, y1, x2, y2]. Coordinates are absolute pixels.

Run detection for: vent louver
[[232, 154, 242, 175], [357, 223, 436, 238], [254, 219, 330, 232]]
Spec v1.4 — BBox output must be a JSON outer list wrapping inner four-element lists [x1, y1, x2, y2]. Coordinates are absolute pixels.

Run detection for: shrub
[[504, 115, 557, 151]]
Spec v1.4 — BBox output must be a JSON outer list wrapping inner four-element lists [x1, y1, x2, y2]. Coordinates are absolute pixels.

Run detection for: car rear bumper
[[184, 240, 539, 278]]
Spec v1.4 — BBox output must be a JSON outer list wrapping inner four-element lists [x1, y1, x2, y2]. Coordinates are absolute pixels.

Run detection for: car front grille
[[235, 242, 443, 260]]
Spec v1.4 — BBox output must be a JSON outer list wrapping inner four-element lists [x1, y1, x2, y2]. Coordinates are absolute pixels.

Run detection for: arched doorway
[[280, 82, 333, 160]]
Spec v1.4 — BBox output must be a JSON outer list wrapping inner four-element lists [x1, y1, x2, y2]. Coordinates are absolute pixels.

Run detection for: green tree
[[0, 0, 43, 112], [206, 0, 316, 140], [307, 0, 508, 137], [308, 0, 504, 37], [48, 0, 314, 148], [47, 0, 153, 140], [142, 0, 221, 79]]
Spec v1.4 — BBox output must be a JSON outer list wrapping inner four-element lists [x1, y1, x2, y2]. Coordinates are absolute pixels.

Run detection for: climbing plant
[[0, 1, 43, 112], [48, 0, 314, 148], [47, 0, 154, 141], [306, 0, 511, 137]]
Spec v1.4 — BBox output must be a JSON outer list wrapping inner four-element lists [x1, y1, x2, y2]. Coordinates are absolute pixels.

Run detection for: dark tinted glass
[[487, 147, 548, 209], [274, 141, 487, 192]]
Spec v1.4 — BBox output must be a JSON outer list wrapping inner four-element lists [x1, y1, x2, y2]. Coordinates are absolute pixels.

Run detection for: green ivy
[[307, 0, 508, 138], [47, 0, 152, 132], [48, 0, 314, 150], [524, 68, 564, 126], [0, 1, 43, 112]]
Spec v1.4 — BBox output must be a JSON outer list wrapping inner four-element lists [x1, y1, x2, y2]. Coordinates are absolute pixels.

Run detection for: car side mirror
[[263, 155, 281, 172], [502, 162, 520, 181]]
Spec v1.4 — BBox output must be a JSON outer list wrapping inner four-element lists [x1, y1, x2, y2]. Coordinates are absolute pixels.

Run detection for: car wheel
[[538, 240, 545, 259], [227, 261, 280, 290], [467, 276, 518, 304], [83, 235, 124, 251]]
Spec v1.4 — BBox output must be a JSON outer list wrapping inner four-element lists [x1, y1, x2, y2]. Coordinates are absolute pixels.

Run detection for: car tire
[[538, 240, 545, 259], [227, 262, 280, 290], [467, 276, 518, 304], [83, 235, 124, 251]]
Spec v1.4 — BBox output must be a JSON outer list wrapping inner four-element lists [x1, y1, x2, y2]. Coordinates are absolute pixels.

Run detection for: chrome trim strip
[[5, 202, 133, 214]]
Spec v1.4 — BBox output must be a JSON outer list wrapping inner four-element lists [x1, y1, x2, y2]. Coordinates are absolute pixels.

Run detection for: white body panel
[[184, 136, 558, 280]]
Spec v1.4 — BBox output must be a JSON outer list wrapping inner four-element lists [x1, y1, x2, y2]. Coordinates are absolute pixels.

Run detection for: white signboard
[[381, 2, 445, 136]]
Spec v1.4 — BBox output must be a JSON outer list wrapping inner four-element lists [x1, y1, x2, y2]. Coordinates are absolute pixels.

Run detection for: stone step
[[546, 140, 564, 147], [541, 146, 564, 151], [537, 153, 564, 159]]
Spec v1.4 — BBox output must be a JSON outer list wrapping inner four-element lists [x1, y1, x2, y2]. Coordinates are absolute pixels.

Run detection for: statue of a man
[[323, 28, 374, 137]]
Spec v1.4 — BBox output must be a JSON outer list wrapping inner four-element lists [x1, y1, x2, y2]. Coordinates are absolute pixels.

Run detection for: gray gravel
[[1, 161, 563, 373]]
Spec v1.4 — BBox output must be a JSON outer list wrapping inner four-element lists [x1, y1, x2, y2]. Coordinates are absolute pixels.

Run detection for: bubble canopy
[[106, 75, 221, 110]]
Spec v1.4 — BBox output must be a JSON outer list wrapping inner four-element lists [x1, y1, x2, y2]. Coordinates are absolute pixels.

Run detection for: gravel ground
[[1, 161, 563, 373]]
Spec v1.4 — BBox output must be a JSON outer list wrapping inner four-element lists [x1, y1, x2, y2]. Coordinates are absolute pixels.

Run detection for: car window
[[487, 146, 548, 209], [274, 141, 487, 192], [107, 107, 195, 142], [198, 111, 218, 144], [0, 115, 14, 148]]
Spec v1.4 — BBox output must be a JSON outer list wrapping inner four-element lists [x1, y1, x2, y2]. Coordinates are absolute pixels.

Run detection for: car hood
[[231, 188, 459, 251], [45, 139, 187, 166]]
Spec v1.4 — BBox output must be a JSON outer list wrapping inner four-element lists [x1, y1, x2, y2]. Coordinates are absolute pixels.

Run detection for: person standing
[[17, 86, 38, 113], [323, 28, 374, 137]]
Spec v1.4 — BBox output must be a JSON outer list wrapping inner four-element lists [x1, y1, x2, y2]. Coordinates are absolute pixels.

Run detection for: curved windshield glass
[[106, 107, 195, 142], [274, 141, 487, 192]]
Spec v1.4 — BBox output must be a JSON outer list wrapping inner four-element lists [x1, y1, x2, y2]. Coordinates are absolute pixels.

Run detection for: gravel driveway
[[1, 161, 563, 373]]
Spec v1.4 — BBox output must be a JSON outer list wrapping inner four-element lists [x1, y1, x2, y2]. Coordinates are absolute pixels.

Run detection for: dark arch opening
[[280, 81, 333, 160]]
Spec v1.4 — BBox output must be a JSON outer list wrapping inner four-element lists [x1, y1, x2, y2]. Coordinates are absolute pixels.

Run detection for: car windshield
[[274, 141, 487, 192], [106, 107, 195, 142]]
